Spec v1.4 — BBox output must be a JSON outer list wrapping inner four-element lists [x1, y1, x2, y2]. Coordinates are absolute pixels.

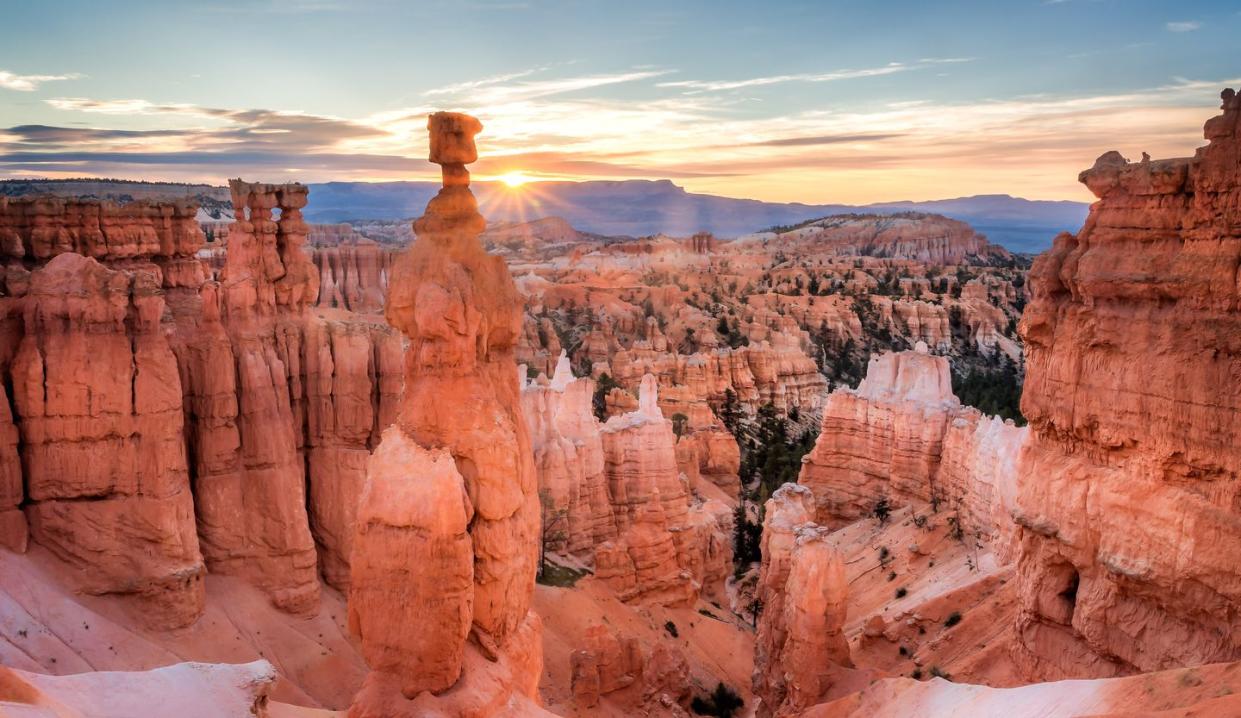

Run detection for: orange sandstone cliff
[[1012, 88, 1241, 680]]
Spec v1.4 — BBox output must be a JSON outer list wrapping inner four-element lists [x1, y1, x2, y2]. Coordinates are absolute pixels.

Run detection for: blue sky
[[0, 0, 1238, 202]]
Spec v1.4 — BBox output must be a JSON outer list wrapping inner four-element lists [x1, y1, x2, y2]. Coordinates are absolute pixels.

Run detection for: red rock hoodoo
[[345, 112, 545, 716]]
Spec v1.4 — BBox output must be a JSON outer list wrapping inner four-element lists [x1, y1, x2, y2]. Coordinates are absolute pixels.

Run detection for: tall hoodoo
[[752, 484, 851, 718], [347, 112, 543, 709], [183, 180, 321, 616], [1014, 89, 1241, 679]]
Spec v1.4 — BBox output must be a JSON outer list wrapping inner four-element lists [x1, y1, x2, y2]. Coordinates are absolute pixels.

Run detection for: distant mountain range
[[0, 178, 1089, 254], [303, 180, 1088, 253]]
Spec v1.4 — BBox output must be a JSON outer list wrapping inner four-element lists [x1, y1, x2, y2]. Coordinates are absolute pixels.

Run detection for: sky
[[0, 0, 1238, 204]]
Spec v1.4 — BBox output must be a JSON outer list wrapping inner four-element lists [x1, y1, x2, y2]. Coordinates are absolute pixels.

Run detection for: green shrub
[[691, 682, 744, 718]]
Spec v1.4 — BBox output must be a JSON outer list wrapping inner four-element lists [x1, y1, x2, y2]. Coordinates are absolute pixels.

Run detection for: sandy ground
[[535, 576, 756, 716]]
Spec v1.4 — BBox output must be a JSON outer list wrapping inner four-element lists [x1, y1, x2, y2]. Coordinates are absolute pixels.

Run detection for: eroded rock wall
[[12, 253, 205, 628], [1012, 90, 1241, 679], [799, 343, 1024, 541], [0, 187, 403, 626]]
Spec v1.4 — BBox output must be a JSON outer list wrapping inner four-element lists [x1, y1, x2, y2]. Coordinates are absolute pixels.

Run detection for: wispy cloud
[[4, 74, 1237, 204], [1166, 21, 1202, 32], [0, 70, 82, 92], [423, 68, 674, 104], [658, 58, 972, 93], [199, 0, 348, 14], [423, 68, 545, 96]]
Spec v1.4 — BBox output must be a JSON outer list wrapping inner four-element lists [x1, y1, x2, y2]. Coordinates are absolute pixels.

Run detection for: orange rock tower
[[346, 112, 544, 715]]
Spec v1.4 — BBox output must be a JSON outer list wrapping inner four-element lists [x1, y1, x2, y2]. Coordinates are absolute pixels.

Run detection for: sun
[[498, 171, 532, 188]]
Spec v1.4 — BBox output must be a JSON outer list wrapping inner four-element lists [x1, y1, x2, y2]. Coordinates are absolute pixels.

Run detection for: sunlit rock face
[[799, 342, 1025, 545], [521, 361, 732, 605], [12, 253, 206, 629], [521, 352, 615, 556], [766, 213, 1014, 266], [596, 374, 731, 606], [0, 185, 402, 627], [311, 237, 395, 314], [183, 180, 322, 615], [1012, 90, 1241, 680], [346, 112, 545, 715], [752, 484, 851, 718]]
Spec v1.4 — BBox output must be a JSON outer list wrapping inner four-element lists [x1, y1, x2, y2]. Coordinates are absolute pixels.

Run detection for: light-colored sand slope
[[0, 659, 274, 717], [0, 547, 364, 710], [535, 577, 756, 716], [831, 502, 1021, 687], [806, 660, 1241, 717]]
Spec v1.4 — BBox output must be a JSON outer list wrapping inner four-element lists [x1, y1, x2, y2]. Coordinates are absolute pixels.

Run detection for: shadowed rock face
[[1013, 90, 1241, 679], [346, 112, 545, 711]]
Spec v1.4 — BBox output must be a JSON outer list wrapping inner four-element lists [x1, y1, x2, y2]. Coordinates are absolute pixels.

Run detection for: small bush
[[911, 668, 923, 679], [895, 587, 908, 599], [887, 570, 897, 582], [691, 682, 744, 718], [664, 620, 679, 638], [944, 611, 962, 628], [930, 666, 951, 680], [899, 645, 910, 657], [873, 498, 891, 524]]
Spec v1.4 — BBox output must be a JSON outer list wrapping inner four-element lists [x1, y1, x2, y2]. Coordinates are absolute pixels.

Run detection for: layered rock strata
[[1012, 90, 1241, 679], [311, 239, 395, 314], [799, 342, 1025, 547], [522, 360, 732, 604], [346, 112, 543, 712], [11, 253, 206, 628], [521, 353, 614, 555], [595, 375, 731, 605], [181, 180, 321, 614], [0, 186, 402, 624]]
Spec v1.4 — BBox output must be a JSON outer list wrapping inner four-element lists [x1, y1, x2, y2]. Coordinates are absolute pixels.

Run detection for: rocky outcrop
[[0, 382, 24, 553], [799, 342, 1024, 542], [568, 623, 692, 714], [10, 253, 205, 629], [0, 195, 206, 290], [303, 318, 403, 591], [0, 180, 403, 627], [753, 485, 851, 718], [1012, 90, 1241, 679], [521, 352, 615, 556], [522, 362, 731, 604], [767, 213, 1014, 266], [594, 375, 730, 605], [346, 112, 543, 714], [610, 339, 827, 417]]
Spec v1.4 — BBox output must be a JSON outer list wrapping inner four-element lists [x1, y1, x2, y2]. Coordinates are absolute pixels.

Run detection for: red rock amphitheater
[[0, 91, 1239, 717]]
